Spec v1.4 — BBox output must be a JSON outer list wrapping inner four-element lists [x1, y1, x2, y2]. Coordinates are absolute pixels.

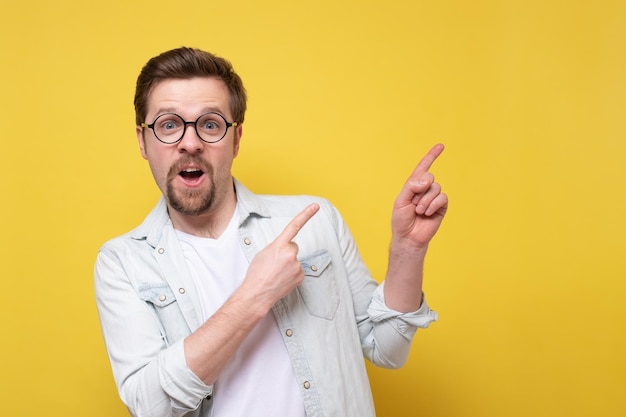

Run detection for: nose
[[177, 121, 204, 154]]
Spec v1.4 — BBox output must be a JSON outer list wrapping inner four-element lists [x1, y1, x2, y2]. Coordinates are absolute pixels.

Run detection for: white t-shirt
[[176, 212, 305, 417]]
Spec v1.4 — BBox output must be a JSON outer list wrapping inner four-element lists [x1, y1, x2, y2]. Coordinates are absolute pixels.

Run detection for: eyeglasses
[[141, 112, 238, 144]]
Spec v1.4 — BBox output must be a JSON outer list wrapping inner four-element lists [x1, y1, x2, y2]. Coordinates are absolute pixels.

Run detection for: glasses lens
[[153, 114, 185, 143], [197, 113, 227, 143]]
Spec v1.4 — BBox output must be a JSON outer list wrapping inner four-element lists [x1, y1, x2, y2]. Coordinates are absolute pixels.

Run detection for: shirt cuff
[[159, 339, 213, 410], [367, 282, 438, 338]]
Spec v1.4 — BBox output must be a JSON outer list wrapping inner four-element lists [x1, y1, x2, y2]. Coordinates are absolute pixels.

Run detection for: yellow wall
[[1, 1, 624, 416]]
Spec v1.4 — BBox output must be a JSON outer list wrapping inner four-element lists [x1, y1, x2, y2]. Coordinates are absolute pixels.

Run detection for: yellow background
[[1, 0, 624, 416]]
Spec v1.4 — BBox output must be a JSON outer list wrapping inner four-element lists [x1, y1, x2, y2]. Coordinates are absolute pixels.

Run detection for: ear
[[233, 124, 243, 158], [136, 125, 148, 160]]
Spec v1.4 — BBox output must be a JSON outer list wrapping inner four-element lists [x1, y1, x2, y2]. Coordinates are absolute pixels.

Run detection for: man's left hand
[[392, 143, 448, 250]]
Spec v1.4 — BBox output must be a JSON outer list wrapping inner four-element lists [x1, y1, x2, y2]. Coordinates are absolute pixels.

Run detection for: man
[[95, 46, 448, 417]]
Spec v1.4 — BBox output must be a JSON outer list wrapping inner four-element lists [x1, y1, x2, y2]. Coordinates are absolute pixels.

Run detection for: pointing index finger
[[413, 143, 445, 177], [276, 203, 320, 244]]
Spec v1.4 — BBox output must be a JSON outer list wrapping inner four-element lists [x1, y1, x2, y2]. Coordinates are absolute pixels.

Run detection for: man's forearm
[[184, 287, 269, 385], [382, 240, 428, 312]]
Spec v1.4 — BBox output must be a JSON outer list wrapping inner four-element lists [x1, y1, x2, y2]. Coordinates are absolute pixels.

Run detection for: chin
[[167, 188, 215, 216]]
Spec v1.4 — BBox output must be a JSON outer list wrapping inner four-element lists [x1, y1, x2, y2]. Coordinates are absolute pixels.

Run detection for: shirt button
[[285, 329, 293, 337], [310, 265, 318, 272], [158, 248, 165, 254], [303, 381, 311, 390], [243, 238, 251, 245], [159, 295, 166, 302], [178, 288, 186, 294]]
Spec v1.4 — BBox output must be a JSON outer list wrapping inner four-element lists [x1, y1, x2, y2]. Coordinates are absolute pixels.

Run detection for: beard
[[165, 156, 217, 216], [166, 180, 216, 216]]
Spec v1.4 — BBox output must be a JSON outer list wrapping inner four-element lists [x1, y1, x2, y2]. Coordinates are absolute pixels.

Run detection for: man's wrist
[[389, 236, 429, 258]]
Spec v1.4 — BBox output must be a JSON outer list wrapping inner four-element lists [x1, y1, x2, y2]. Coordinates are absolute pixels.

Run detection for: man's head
[[134, 48, 247, 225], [134, 47, 247, 127]]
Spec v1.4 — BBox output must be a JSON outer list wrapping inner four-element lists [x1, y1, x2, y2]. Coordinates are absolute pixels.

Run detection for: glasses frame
[[141, 112, 238, 144]]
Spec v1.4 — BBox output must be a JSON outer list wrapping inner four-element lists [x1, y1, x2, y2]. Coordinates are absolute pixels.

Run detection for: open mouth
[[179, 168, 204, 181]]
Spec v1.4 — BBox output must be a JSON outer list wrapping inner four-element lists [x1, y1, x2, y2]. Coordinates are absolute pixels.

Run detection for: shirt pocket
[[137, 283, 190, 345], [297, 250, 339, 320]]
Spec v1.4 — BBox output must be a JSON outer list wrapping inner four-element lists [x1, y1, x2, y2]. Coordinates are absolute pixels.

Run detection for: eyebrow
[[153, 106, 227, 117]]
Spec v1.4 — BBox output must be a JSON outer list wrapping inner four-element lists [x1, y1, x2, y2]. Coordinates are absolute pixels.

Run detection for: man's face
[[137, 77, 242, 217]]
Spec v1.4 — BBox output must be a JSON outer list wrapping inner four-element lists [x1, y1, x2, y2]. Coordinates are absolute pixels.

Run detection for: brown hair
[[134, 47, 247, 125]]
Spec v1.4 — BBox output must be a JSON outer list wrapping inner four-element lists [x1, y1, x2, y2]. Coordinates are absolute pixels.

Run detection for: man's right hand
[[241, 203, 320, 314]]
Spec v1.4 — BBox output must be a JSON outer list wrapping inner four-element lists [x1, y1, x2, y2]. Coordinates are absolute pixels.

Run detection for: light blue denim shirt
[[95, 179, 437, 417]]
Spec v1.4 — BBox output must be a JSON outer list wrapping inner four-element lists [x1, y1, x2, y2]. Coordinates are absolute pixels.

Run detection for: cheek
[[144, 150, 170, 178], [213, 152, 233, 169]]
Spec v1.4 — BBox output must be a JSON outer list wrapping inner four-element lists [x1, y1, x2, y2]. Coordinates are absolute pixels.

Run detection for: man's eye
[[162, 121, 179, 130], [203, 121, 219, 130]]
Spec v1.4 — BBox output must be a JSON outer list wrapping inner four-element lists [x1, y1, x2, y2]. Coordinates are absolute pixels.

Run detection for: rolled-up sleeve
[[362, 283, 438, 368]]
